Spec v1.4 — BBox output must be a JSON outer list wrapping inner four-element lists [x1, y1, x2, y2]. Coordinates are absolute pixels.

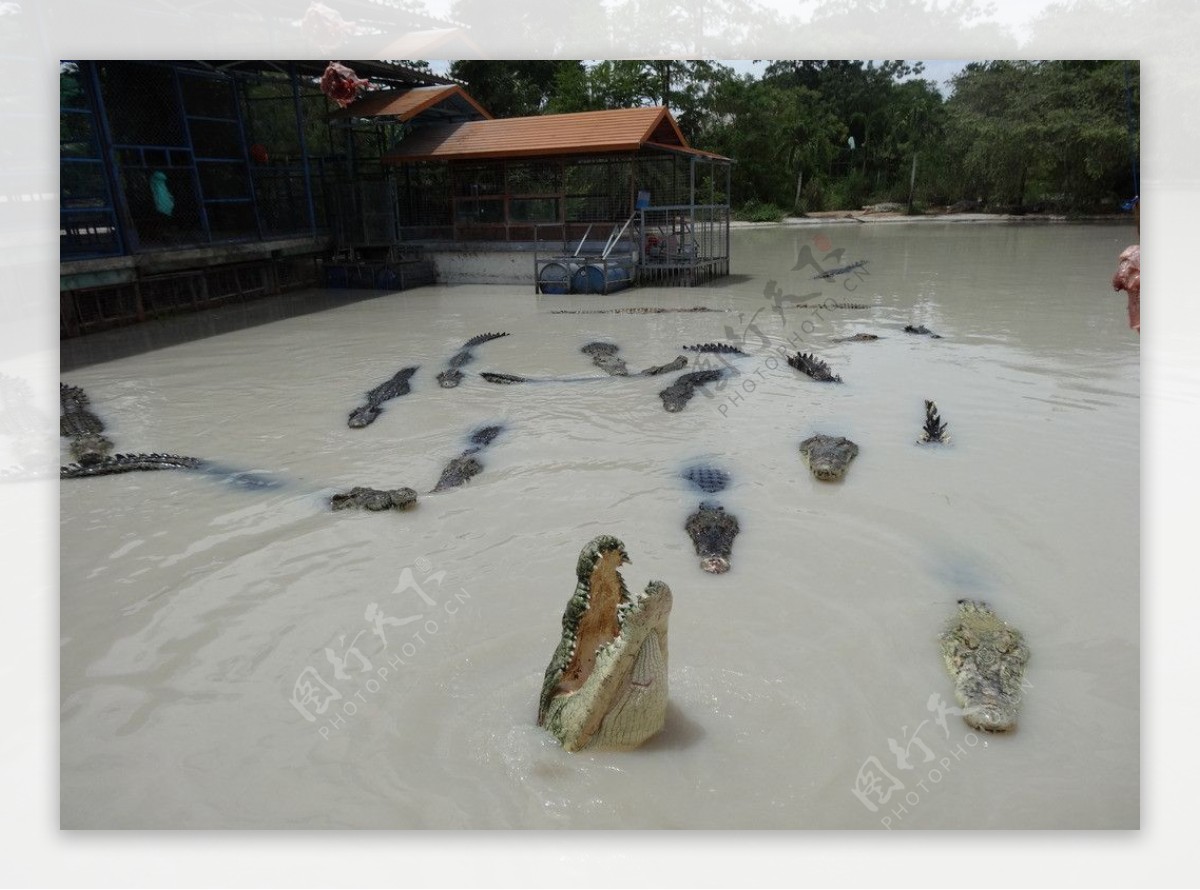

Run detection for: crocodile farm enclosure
[[59, 222, 1138, 829]]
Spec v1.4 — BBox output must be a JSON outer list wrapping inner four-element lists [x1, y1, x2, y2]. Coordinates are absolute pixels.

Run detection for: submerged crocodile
[[581, 342, 629, 377], [348, 366, 418, 428], [60, 383, 113, 465], [812, 259, 868, 280], [799, 434, 859, 481], [659, 369, 723, 413], [682, 343, 746, 356], [549, 306, 716, 315], [639, 356, 688, 376], [940, 599, 1030, 733], [61, 452, 202, 478], [681, 464, 730, 494], [538, 535, 673, 752], [686, 502, 740, 574], [480, 359, 687, 383], [904, 324, 942, 339], [787, 352, 843, 383], [330, 486, 418, 511], [437, 332, 509, 388], [918, 400, 950, 444], [830, 333, 881, 343]]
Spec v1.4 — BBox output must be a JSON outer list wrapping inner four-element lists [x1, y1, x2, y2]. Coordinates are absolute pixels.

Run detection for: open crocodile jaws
[[538, 535, 672, 752]]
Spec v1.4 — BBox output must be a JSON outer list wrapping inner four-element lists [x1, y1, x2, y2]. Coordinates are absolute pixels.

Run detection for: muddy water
[[59, 223, 1138, 828]]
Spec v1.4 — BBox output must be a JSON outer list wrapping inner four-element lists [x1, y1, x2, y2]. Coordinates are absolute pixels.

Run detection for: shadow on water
[[638, 702, 707, 752], [61, 287, 401, 372]]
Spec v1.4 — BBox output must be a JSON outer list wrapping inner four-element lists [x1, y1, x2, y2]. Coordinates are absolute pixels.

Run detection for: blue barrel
[[537, 261, 576, 294], [571, 262, 632, 294]]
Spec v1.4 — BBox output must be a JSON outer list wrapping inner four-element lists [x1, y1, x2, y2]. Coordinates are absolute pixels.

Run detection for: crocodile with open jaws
[[348, 366, 418, 428], [940, 599, 1030, 732], [787, 352, 843, 383], [60, 383, 114, 465], [918, 400, 950, 444], [659, 369, 724, 413], [537, 535, 673, 752], [799, 434, 859, 481], [436, 332, 509, 388]]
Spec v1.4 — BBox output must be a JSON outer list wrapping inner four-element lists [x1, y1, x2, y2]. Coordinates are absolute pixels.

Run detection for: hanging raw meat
[[320, 61, 369, 108]]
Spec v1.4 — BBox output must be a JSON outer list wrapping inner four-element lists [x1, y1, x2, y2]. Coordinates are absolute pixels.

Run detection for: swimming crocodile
[[481, 360, 687, 383], [940, 599, 1030, 733], [60, 452, 203, 478], [550, 307, 717, 315], [904, 324, 942, 338], [330, 486, 418, 511], [437, 332, 509, 388], [639, 356, 689, 376], [799, 434, 859, 481], [659, 369, 723, 413], [682, 343, 747, 356], [787, 352, 843, 383], [348, 366, 418, 428], [918, 400, 950, 444], [60, 383, 114, 465], [537, 535, 673, 752], [812, 259, 868, 280], [830, 333, 881, 343], [431, 424, 504, 492], [581, 342, 629, 376], [686, 502, 740, 574]]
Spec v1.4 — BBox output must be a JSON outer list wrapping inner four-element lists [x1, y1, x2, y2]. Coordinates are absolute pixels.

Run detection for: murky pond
[[60, 222, 1139, 828]]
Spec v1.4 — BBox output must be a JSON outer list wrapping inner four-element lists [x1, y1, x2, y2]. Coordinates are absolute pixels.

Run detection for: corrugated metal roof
[[330, 85, 492, 121], [382, 107, 730, 163]]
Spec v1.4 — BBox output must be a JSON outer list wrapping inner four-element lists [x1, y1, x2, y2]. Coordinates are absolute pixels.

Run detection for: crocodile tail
[[461, 332, 510, 349]]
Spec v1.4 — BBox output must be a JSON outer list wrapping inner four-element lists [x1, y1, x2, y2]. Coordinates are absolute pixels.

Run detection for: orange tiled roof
[[331, 84, 492, 121], [382, 106, 729, 162]]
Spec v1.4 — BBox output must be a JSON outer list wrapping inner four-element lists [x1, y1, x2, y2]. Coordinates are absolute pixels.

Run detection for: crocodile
[[581, 342, 629, 376], [798, 434, 859, 481], [918, 400, 950, 444], [639, 356, 688, 376], [537, 535, 673, 752], [812, 259, 868, 280], [480, 372, 529, 385], [682, 343, 747, 356], [330, 486, 418, 511], [550, 307, 716, 315], [659, 369, 723, 413], [940, 599, 1030, 733], [437, 332, 509, 388], [60, 383, 114, 465], [431, 424, 505, 492], [348, 366, 418, 428], [830, 333, 881, 343], [681, 464, 730, 494], [904, 324, 942, 338], [686, 502, 740, 574], [787, 352, 843, 383], [60, 452, 203, 478]]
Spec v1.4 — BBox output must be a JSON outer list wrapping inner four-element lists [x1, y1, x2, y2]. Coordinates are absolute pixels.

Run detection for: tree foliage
[[446, 59, 1139, 213]]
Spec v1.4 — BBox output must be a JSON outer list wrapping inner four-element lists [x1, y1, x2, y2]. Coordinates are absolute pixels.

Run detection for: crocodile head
[[538, 535, 672, 752], [347, 405, 380, 428], [940, 599, 1030, 733], [437, 369, 465, 388], [799, 434, 859, 481], [685, 502, 739, 574]]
